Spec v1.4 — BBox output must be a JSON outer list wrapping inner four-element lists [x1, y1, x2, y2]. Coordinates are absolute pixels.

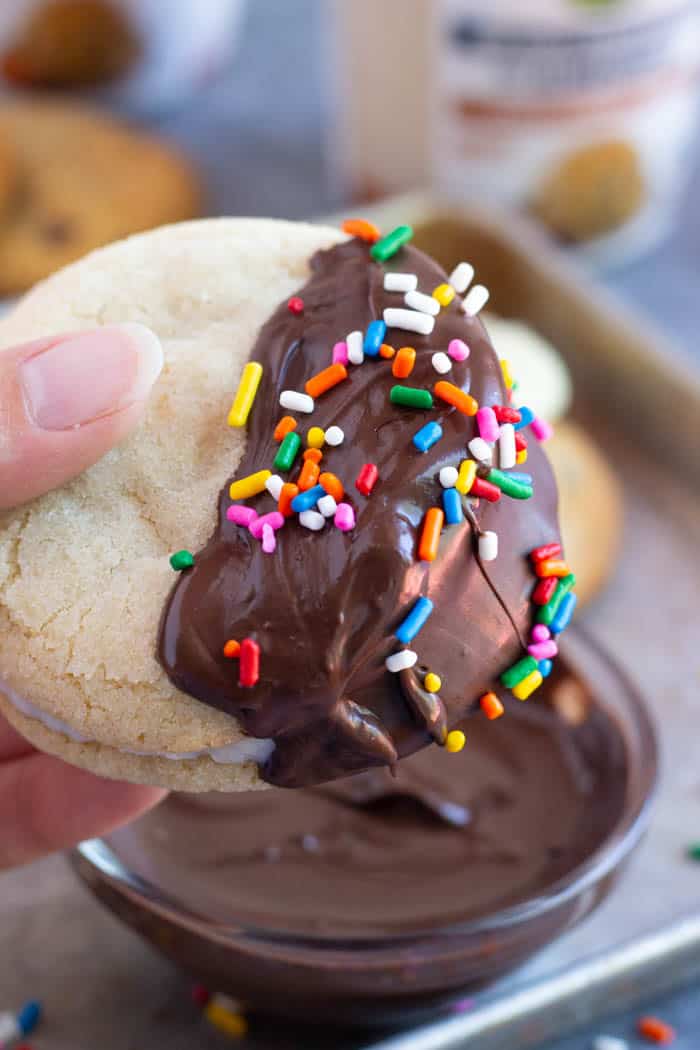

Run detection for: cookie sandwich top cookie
[[0, 218, 576, 791]]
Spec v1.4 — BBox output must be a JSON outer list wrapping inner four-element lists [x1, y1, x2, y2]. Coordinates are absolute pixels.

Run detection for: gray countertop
[[2, 2, 700, 1048]]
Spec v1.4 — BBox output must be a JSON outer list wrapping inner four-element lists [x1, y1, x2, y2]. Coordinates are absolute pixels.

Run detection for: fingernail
[[20, 323, 164, 431]]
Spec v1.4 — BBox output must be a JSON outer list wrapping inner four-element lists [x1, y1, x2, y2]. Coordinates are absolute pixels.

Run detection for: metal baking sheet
[[1, 199, 699, 1050]]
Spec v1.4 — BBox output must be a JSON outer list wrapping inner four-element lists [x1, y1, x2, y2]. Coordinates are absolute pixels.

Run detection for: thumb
[[0, 323, 163, 509]]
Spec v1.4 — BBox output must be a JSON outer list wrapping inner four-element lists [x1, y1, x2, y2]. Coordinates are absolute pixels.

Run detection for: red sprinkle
[[239, 638, 260, 688], [469, 477, 501, 503], [355, 463, 379, 497], [191, 983, 211, 1008], [530, 542, 562, 563], [637, 1016, 676, 1044], [287, 296, 304, 315], [492, 405, 521, 424], [515, 432, 528, 452], [532, 576, 558, 605]]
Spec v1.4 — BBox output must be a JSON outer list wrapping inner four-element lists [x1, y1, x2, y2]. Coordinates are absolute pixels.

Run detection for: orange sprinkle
[[535, 558, 570, 578], [223, 639, 240, 659], [278, 482, 299, 518], [418, 508, 444, 562], [434, 381, 478, 416], [305, 363, 348, 399], [379, 343, 396, 359], [298, 460, 320, 491], [274, 416, 297, 442], [319, 472, 344, 501], [637, 1016, 676, 1044], [303, 447, 323, 464], [342, 218, 381, 243], [392, 346, 416, 379], [480, 693, 504, 720]]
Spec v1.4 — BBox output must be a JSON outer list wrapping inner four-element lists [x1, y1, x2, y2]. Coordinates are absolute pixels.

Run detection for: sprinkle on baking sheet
[[637, 1016, 676, 1044]]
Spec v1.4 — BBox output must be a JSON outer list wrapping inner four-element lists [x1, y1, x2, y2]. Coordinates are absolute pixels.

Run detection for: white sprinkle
[[317, 494, 338, 518], [383, 308, 435, 335], [386, 649, 418, 673], [592, 1038, 629, 1050], [404, 289, 440, 316], [302, 833, 320, 852], [462, 284, 490, 317], [325, 425, 345, 446], [479, 531, 498, 562], [280, 390, 314, 414], [384, 272, 418, 292], [448, 261, 475, 294], [439, 466, 459, 489], [432, 351, 452, 375], [299, 509, 325, 531], [265, 474, 284, 501], [499, 423, 516, 469], [468, 437, 493, 464], [347, 330, 364, 365]]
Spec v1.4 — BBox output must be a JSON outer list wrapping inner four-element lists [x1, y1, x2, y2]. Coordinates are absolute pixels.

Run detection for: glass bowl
[[72, 629, 657, 1028]]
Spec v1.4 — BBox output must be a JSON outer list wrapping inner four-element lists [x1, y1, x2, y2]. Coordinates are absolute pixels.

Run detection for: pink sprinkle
[[249, 511, 285, 539], [262, 523, 276, 554], [531, 624, 551, 643], [227, 505, 258, 527], [528, 640, 558, 660], [334, 502, 356, 532], [448, 338, 469, 362], [332, 341, 349, 365], [531, 416, 553, 442], [476, 406, 499, 443]]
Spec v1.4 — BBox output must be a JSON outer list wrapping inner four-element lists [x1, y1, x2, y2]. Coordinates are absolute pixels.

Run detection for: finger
[[0, 324, 163, 509], [0, 751, 166, 869]]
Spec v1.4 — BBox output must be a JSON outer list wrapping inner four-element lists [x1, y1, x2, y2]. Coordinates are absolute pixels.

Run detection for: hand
[[0, 324, 167, 868]]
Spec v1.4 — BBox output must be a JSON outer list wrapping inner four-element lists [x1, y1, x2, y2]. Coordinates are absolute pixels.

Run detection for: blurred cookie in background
[[0, 101, 202, 295], [2, 0, 140, 89], [483, 312, 622, 606], [0, 130, 18, 217]]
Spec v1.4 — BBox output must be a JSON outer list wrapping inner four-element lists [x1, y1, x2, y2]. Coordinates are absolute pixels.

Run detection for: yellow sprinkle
[[307, 426, 326, 449], [445, 730, 466, 753], [432, 283, 455, 307], [500, 358, 514, 390], [512, 669, 543, 701], [455, 459, 477, 495], [204, 1002, 248, 1038], [424, 672, 441, 693], [229, 469, 271, 500], [516, 448, 528, 465], [227, 362, 263, 427]]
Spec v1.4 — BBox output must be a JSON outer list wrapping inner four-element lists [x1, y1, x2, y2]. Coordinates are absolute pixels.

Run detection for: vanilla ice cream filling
[[1, 681, 275, 766]]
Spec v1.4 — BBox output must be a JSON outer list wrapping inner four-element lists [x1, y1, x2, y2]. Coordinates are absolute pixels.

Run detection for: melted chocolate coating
[[158, 239, 560, 787], [109, 663, 627, 935]]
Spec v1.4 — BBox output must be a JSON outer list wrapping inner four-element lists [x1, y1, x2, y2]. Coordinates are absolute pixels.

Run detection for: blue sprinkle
[[18, 1001, 42, 1036], [538, 659, 553, 678], [442, 487, 463, 525], [550, 592, 577, 635], [412, 421, 443, 453], [364, 319, 386, 357], [505, 471, 532, 485], [396, 596, 434, 644], [291, 484, 326, 513], [514, 405, 534, 431]]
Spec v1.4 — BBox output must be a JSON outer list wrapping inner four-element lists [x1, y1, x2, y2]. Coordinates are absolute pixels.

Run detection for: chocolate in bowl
[[72, 630, 656, 1027]]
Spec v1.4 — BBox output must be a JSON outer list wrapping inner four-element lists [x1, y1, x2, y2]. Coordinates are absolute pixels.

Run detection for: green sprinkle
[[537, 573, 576, 626], [687, 843, 700, 862], [390, 385, 433, 410], [170, 550, 194, 571], [501, 655, 538, 689], [273, 430, 301, 472], [487, 469, 533, 500], [370, 224, 413, 262]]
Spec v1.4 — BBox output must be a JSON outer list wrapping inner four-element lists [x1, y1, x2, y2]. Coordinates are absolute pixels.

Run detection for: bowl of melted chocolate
[[73, 630, 656, 1026]]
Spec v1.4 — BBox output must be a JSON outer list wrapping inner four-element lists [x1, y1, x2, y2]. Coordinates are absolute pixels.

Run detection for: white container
[[331, 0, 700, 263]]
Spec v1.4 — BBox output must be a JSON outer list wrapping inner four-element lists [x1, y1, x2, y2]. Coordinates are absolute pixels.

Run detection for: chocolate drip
[[158, 238, 560, 787], [399, 667, 448, 744]]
